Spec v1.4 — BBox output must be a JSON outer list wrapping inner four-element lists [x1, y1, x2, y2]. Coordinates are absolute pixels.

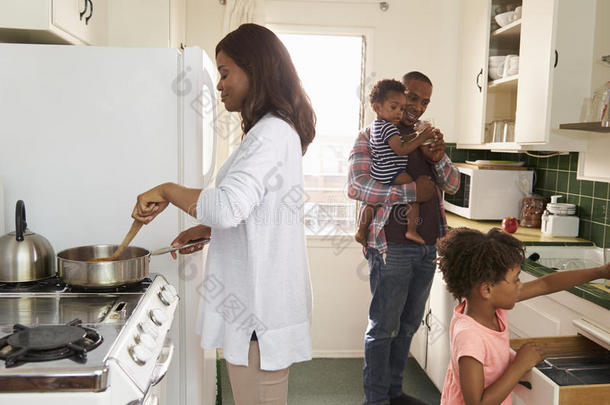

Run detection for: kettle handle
[[15, 200, 27, 242]]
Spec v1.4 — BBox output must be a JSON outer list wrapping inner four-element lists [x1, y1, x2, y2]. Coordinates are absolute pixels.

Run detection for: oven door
[[130, 338, 174, 405], [149, 338, 174, 405]]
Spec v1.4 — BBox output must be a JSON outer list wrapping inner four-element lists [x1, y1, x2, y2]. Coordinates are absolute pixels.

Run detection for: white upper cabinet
[[456, 0, 597, 151], [0, 0, 184, 48], [0, 0, 107, 45], [455, 0, 491, 146], [515, 0, 596, 149]]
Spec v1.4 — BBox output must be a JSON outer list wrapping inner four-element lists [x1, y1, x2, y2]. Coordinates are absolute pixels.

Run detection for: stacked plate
[[489, 56, 505, 80], [546, 202, 577, 216], [503, 55, 519, 77]]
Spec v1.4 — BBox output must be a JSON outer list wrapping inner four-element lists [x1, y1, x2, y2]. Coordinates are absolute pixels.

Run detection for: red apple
[[502, 216, 519, 233]]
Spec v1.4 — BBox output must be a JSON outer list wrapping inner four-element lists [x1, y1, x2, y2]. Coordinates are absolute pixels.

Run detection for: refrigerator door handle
[[85, 0, 94, 25], [79, 0, 89, 21]]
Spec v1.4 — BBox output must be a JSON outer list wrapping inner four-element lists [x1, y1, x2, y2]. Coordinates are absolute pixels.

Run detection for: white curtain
[[214, 0, 266, 173], [223, 0, 265, 33]]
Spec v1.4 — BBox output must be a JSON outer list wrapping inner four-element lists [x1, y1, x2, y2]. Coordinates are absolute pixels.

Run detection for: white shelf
[[487, 142, 522, 151], [491, 19, 522, 38], [488, 74, 519, 90]]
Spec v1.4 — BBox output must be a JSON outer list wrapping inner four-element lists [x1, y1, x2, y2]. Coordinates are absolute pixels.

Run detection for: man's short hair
[[402, 71, 432, 87]]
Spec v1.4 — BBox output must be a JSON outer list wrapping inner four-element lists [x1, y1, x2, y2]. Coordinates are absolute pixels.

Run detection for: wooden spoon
[[90, 220, 143, 262]]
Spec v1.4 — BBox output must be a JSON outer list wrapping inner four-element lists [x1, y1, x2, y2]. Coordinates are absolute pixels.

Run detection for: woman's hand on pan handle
[[170, 225, 212, 259], [132, 184, 170, 224]]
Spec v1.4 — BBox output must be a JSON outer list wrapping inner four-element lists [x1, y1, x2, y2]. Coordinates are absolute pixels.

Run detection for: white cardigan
[[195, 114, 312, 370]]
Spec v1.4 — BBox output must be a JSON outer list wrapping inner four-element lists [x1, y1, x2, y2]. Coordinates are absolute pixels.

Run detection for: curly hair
[[436, 227, 525, 300], [369, 79, 405, 105], [216, 24, 316, 155]]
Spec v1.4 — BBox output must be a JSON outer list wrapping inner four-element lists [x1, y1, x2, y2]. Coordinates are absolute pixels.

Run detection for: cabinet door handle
[[424, 310, 432, 331], [85, 0, 94, 25], [476, 68, 483, 92], [518, 380, 532, 390], [79, 0, 89, 21], [554, 50, 558, 68]]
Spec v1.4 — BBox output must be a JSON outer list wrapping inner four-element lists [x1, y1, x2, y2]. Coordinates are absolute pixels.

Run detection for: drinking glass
[[415, 118, 436, 145]]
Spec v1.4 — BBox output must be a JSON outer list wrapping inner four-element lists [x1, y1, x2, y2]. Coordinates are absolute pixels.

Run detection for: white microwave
[[443, 164, 534, 220]]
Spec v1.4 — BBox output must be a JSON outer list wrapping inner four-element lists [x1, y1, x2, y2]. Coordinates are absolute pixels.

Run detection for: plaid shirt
[[347, 128, 460, 254]]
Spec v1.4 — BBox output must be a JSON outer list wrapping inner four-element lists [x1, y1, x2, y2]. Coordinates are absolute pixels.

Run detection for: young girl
[[354, 79, 435, 246], [437, 227, 610, 405]]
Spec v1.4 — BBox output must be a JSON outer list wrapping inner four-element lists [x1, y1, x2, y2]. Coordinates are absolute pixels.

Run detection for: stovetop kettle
[[0, 200, 55, 282]]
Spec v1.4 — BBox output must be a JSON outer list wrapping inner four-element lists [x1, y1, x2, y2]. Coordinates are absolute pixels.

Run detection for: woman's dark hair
[[436, 227, 525, 300], [369, 79, 405, 105], [215, 23, 316, 155]]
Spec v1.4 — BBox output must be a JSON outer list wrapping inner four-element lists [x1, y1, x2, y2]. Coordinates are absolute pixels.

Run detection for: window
[[278, 33, 365, 236]]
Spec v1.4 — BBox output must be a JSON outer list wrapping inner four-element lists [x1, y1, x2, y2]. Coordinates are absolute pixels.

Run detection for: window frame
[[268, 23, 374, 240]]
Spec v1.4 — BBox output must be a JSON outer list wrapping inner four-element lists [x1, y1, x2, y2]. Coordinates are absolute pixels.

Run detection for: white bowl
[[503, 55, 519, 76], [495, 11, 515, 27]]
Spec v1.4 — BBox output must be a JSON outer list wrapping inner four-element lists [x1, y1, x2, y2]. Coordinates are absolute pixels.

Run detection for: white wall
[[185, 0, 461, 357], [265, 0, 461, 141], [107, 0, 171, 47]]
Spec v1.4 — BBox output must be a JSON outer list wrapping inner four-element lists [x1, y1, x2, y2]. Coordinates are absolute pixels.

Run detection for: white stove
[[0, 274, 178, 405]]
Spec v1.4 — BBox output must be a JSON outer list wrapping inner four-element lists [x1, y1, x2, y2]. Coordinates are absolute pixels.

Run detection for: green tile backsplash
[[445, 144, 610, 248]]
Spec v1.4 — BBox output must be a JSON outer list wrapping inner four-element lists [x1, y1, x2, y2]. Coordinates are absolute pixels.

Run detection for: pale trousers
[[226, 341, 290, 405]]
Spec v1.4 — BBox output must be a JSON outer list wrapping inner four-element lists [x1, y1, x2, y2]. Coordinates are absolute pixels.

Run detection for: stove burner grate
[[65, 277, 152, 293], [0, 276, 66, 293], [0, 319, 103, 367]]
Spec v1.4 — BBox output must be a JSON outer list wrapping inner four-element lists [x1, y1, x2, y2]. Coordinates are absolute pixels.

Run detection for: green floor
[[219, 357, 441, 405]]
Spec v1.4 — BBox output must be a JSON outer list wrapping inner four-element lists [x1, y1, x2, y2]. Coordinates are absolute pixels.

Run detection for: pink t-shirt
[[440, 301, 515, 405]]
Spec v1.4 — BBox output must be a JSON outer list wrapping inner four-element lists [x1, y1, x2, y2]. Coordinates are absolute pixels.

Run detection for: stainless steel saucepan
[[57, 239, 210, 288]]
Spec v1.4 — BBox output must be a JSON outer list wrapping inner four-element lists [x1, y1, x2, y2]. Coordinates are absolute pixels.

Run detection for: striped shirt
[[369, 119, 408, 184], [347, 126, 460, 254]]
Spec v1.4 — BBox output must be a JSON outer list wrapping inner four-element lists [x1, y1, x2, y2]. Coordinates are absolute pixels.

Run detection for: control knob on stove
[[150, 308, 168, 326], [129, 344, 153, 366], [164, 284, 177, 297], [135, 332, 156, 350], [158, 288, 177, 306], [138, 321, 160, 339]]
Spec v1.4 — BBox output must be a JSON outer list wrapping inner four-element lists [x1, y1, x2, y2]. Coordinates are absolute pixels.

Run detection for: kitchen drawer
[[511, 336, 610, 405]]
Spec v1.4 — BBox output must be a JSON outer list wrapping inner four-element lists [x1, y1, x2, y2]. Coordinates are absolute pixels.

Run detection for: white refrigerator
[[0, 43, 218, 405]]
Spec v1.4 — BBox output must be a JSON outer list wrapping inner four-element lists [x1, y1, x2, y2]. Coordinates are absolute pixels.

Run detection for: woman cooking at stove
[[131, 23, 316, 405]]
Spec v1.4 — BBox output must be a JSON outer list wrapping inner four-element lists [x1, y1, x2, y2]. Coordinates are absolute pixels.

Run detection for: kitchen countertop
[[522, 259, 610, 310], [445, 212, 606, 308], [446, 212, 593, 246]]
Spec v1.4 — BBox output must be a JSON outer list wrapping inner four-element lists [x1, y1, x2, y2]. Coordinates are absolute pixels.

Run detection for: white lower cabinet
[[410, 300, 429, 370], [425, 271, 458, 391], [410, 271, 458, 391], [508, 271, 594, 338]]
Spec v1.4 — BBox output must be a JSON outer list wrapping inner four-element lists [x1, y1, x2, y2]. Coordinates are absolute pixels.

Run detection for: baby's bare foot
[[355, 230, 368, 247]]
